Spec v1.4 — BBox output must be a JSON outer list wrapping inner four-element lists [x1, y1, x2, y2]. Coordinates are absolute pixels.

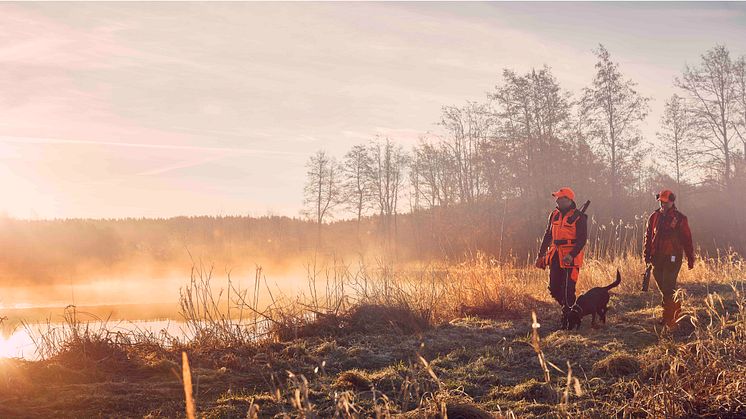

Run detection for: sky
[[1, 2, 745, 219]]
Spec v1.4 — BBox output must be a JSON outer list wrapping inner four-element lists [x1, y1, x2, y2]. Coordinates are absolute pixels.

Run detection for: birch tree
[[303, 150, 341, 242], [582, 45, 650, 208], [733, 56, 746, 179], [676, 45, 739, 190], [656, 94, 696, 188], [341, 144, 374, 233], [369, 138, 408, 240]]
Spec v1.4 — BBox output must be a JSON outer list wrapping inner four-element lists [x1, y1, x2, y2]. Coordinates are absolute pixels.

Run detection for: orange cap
[[656, 189, 675, 203], [552, 187, 575, 201]]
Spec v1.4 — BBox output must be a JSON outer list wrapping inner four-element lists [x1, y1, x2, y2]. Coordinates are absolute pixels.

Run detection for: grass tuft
[[333, 369, 373, 391], [592, 352, 640, 377], [507, 379, 558, 403]]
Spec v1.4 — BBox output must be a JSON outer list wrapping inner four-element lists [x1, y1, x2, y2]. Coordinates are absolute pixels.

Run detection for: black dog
[[566, 270, 621, 330]]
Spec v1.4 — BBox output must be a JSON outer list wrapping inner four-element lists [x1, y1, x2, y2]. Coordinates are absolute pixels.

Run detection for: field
[[0, 252, 744, 418]]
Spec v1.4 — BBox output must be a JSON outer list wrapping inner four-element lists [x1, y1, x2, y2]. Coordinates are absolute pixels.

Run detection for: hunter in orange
[[535, 187, 588, 328], [643, 189, 695, 329]]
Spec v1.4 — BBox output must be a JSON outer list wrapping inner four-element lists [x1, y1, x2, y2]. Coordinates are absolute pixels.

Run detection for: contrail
[[136, 154, 232, 176], [0, 135, 301, 156]]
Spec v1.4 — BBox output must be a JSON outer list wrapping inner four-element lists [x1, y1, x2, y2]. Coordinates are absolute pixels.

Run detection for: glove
[[535, 256, 546, 269], [687, 258, 694, 270]]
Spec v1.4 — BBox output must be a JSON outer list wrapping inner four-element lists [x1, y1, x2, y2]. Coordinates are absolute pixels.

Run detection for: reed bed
[[6, 241, 745, 418]]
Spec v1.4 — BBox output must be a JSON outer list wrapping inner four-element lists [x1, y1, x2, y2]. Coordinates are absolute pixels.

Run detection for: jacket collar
[[658, 204, 677, 215], [556, 201, 577, 215]]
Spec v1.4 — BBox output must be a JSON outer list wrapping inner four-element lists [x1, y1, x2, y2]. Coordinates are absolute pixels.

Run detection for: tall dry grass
[[621, 285, 746, 417], [18, 225, 746, 417], [174, 246, 744, 417], [27, 243, 743, 358]]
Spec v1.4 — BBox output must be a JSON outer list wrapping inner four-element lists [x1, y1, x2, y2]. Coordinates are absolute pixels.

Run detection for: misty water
[[0, 317, 189, 360], [0, 270, 315, 360], [0, 302, 279, 360]]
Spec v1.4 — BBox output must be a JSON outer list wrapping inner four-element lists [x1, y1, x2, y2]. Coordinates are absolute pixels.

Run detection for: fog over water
[[0, 264, 319, 359]]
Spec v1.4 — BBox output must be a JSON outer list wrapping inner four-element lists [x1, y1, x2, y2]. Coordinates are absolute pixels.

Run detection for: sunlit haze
[[2, 2, 745, 219]]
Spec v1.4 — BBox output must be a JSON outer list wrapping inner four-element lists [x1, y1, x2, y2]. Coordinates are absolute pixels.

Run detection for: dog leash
[[564, 263, 570, 309]]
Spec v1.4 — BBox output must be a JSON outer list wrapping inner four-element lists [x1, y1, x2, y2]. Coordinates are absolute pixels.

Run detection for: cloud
[[0, 4, 136, 70]]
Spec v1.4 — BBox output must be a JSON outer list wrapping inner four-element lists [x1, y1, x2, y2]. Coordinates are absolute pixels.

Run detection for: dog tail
[[604, 269, 622, 291]]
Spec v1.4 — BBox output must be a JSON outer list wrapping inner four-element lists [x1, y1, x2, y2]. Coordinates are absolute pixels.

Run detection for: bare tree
[[490, 66, 574, 209], [676, 45, 738, 190], [734, 56, 746, 178], [341, 144, 374, 234], [369, 137, 409, 240], [491, 69, 535, 197], [411, 138, 457, 209], [439, 102, 493, 204], [303, 150, 341, 242], [656, 94, 696, 188], [582, 45, 650, 208], [565, 113, 608, 200]]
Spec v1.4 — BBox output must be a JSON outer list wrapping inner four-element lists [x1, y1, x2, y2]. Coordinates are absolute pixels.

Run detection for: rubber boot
[[660, 300, 680, 329], [668, 300, 682, 329], [659, 300, 673, 327]]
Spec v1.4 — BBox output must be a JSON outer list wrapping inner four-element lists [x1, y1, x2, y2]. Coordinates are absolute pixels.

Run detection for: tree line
[[304, 44, 746, 258]]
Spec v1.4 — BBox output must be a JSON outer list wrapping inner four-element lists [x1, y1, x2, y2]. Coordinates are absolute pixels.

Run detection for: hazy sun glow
[[0, 329, 34, 359], [0, 2, 744, 219]]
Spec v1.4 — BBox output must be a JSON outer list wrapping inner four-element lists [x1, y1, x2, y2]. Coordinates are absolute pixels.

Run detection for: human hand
[[562, 254, 574, 266], [535, 257, 546, 269], [687, 259, 694, 270]]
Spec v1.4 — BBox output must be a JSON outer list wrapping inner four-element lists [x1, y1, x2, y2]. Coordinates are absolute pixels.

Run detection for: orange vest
[[545, 208, 584, 273]]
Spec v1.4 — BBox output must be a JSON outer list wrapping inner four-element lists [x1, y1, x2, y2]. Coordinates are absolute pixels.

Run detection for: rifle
[[568, 200, 591, 223], [641, 264, 653, 292]]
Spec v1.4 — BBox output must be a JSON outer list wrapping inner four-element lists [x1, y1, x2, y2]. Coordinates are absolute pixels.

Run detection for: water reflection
[[0, 268, 325, 359], [0, 318, 192, 360]]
